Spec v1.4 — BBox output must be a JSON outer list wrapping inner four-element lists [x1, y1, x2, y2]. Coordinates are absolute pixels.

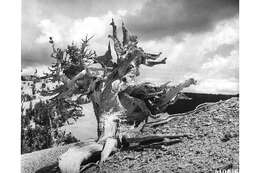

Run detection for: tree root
[[123, 134, 191, 150], [146, 102, 217, 128], [58, 134, 191, 173], [100, 138, 118, 163], [125, 134, 193, 144], [125, 138, 182, 151], [80, 162, 100, 173], [58, 142, 103, 173]]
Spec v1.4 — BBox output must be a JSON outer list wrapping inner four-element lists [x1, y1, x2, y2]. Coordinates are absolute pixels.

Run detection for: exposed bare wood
[[22, 20, 197, 173]]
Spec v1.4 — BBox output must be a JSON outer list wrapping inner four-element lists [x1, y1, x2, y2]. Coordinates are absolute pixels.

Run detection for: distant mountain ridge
[[166, 92, 239, 114]]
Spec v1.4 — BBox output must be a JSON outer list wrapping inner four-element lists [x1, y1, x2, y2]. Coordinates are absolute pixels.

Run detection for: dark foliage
[[21, 93, 33, 102], [21, 99, 82, 154], [21, 36, 97, 154]]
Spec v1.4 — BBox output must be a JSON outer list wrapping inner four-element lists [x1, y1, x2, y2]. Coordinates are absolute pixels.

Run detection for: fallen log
[[22, 134, 191, 173], [21, 143, 75, 173]]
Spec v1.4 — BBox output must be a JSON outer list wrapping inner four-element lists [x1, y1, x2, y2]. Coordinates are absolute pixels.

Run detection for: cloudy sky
[[22, 0, 239, 94]]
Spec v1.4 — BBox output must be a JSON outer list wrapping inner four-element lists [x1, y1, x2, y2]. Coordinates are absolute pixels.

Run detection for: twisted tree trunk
[[59, 79, 125, 173], [44, 19, 198, 173], [58, 78, 196, 173]]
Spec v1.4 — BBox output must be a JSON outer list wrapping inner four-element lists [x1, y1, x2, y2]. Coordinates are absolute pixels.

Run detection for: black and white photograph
[[19, 0, 240, 172]]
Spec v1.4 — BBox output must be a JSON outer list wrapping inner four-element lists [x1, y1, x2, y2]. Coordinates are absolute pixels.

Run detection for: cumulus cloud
[[204, 41, 238, 59], [22, 10, 125, 68], [187, 78, 238, 94], [137, 17, 239, 94], [22, 0, 239, 94], [34, 10, 129, 60], [21, 0, 143, 68], [125, 0, 238, 40]]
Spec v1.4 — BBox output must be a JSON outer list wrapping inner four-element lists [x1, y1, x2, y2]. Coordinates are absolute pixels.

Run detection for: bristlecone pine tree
[[32, 19, 197, 173]]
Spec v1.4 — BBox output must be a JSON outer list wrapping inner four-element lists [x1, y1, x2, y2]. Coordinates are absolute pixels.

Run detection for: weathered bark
[[44, 20, 198, 173], [58, 78, 125, 172], [109, 18, 125, 61], [57, 44, 143, 173], [157, 78, 197, 112], [21, 143, 74, 173], [94, 41, 114, 69], [122, 22, 130, 46], [21, 134, 190, 173], [58, 77, 196, 173], [119, 91, 153, 126], [59, 142, 103, 173]]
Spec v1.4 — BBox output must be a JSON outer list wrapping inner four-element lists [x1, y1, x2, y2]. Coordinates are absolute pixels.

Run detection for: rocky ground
[[84, 97, 239, 173], [31, 97, 239, 173]]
